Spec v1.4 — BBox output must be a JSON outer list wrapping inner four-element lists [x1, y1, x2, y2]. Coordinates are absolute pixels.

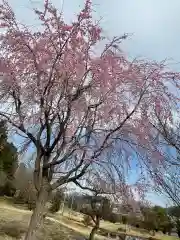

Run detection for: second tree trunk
[[89, 216, 100, 240]]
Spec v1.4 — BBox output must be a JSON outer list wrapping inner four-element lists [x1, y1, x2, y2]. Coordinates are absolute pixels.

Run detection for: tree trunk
[[89, 216, 100, 240], [177, 230, 180, 238], [89, 226, 98, 240], [24, 183, 50, 240]]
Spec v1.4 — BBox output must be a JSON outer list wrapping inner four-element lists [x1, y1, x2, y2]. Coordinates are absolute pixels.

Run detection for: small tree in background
[[153, 206, 169, 231], [49, 188, 64, 213], [122, 215, 128, 225], [82, 195, 112, 240], [141, 206, 159, 234], [160, 219, 174, 235], [78, 172, 136, 240]]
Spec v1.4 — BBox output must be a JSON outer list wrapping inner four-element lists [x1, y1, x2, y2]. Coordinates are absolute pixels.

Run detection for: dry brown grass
[[0, 220, 27, 238], [0, 199, 179, 240], [0, 205, 85, 240], [54, 209, 179, 240]]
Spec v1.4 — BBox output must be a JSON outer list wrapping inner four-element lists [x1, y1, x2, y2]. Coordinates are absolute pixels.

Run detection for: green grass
[[160, 236, 179, 240]]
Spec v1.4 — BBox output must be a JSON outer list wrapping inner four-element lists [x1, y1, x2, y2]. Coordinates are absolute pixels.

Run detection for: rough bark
[[24, 180, 51, 240]]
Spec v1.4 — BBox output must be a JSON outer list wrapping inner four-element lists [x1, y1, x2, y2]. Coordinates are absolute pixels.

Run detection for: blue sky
[[7, 0, 180, 206]]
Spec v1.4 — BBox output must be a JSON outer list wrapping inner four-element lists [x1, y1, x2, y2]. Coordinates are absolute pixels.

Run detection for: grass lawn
[[0, 201, 85, 240], [54, 208, 179, 240], [0, 198, 179, 240]]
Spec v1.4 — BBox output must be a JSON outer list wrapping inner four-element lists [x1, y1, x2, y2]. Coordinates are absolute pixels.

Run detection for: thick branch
[[0, 112, 40, 149], [49, 104, 71, 153], [51, 152, 89, 189]]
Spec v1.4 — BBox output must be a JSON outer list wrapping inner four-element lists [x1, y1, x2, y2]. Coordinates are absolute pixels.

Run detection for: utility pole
[[61, 193, 66, 216], [60, 184, 68, 216], [69, 194, 74, 219]]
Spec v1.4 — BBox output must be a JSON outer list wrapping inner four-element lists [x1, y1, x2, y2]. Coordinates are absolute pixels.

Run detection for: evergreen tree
[[0, 120, 18, 196]]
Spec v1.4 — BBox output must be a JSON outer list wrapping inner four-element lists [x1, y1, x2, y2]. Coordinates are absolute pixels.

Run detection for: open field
[[0, 199, 85, 240], [54, 208, 179, 240], [0, 198, 179, 240]]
